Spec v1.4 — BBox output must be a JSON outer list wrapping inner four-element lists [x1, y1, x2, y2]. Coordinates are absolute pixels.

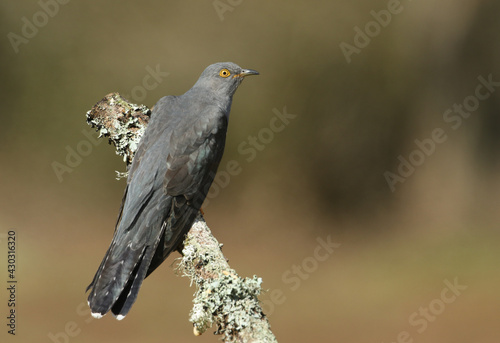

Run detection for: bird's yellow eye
[[219, 69, 231, 78]]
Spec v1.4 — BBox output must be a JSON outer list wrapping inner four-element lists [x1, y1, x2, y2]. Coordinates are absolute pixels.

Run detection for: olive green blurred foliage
[[1, 1, 500, 342], [2, 1, 500, 225]]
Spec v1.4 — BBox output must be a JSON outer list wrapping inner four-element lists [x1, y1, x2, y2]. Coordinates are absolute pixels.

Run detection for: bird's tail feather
[[110, 246, 154, 319], [86, 224, 165, 319], [87, 246, 147, 318]]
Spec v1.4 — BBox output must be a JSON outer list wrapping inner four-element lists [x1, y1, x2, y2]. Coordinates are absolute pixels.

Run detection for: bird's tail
[[86, 231, 162, 320], [110, 247, 153, 319], [86, 196, 199, 319]]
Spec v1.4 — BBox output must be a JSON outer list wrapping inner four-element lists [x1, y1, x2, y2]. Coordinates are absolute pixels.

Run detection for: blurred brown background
[[1, 0, 499, 342]]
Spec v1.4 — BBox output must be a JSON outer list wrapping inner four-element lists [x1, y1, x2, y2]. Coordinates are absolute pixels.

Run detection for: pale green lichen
[[178, 219, 275, 342], [190, 273, 265, 341], [86, 93, 151, 169]]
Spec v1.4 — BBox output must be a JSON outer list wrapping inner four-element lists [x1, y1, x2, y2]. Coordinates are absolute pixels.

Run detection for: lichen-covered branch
[[86, 93, 277, 343], [180, 218, 276, 343], [86, 93, 151, 166]]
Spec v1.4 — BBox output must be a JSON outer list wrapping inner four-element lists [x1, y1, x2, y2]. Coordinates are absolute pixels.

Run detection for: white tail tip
[[91, 312, 104, 319]]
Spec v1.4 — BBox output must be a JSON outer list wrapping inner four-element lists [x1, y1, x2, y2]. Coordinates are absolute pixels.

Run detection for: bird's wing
[[86, 143, 171, 318], [163, 112, 227, 199], [148, 112, 228, 273]]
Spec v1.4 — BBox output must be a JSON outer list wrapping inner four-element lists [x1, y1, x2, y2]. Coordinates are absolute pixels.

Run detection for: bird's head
[[192, 62, 259, 97]]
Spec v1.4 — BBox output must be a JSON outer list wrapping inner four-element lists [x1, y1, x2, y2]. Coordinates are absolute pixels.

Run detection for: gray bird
[[86, 62, 258, 320]]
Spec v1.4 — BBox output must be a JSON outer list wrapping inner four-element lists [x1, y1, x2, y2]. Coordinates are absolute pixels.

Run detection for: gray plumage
[[86, 62, 258, 319]]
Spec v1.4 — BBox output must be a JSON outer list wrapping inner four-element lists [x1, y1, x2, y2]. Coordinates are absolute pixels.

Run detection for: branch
[[86, 93, 277, 343]]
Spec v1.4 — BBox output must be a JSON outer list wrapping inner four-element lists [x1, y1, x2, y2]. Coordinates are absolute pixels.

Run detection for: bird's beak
[[234, 69, 259, 78]]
